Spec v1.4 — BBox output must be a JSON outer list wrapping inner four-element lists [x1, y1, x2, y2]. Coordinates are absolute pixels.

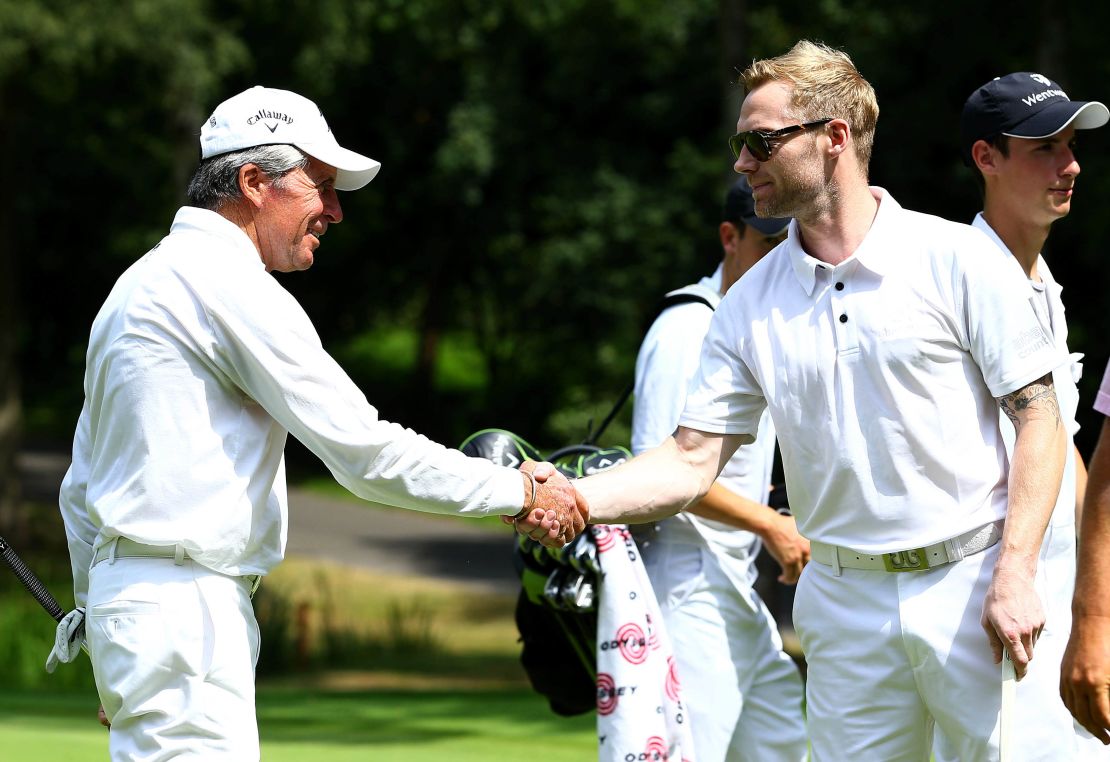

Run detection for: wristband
[[514, 470, 538, 521]]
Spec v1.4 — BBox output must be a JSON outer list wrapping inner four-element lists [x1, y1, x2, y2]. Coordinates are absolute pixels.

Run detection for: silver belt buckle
[[882, 547, 931, 572]]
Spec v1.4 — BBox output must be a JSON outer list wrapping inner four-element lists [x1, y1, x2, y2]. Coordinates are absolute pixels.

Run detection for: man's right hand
[[760, 512, 810, 584], [1061, 615, 1110, 744], [508, 460, 589, 547]]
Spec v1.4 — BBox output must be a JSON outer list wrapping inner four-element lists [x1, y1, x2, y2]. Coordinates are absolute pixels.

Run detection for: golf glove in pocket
[[45, 607, 85, 673]]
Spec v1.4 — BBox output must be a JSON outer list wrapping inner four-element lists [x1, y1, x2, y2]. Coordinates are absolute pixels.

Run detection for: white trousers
[[795, 543, 1080, 762], [87, 556, 260, 761], [644, 538, 807, 762]]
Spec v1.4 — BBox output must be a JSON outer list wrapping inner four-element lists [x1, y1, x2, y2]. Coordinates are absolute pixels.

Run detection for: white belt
[[93, 537, 190, 566], [92, 537, 263, 597], [810, 520, 1004, 574]]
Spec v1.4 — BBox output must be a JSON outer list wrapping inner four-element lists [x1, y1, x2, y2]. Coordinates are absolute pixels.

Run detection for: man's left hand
[[45, 607, 85, 673]]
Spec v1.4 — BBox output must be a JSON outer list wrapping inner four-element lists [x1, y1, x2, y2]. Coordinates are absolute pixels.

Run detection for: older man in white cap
[[962, 72, 1109, 758], [51, 86, 586, 760]]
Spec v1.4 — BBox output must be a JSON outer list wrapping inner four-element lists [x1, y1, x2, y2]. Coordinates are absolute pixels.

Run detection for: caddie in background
[[572, 40, 1069, 760], [632, 176, 807, 762], [50, 85, 586, 760], [962, 70, 1109, 758]]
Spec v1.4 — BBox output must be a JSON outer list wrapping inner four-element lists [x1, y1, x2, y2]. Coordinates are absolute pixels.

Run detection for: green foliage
[[0, 592, 96, 692], [0, 571, 97, 692], [9, 0, 1110, 457]]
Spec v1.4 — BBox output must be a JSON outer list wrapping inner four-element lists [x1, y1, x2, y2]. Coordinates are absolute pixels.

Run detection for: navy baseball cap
[[723, 177, 790, 236], [961, 72, 1108, 165]]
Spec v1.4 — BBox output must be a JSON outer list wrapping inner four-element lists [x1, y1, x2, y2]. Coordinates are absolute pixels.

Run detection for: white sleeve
[[58, 400, 98, 609], [678, 293, 766, 441], [631, 306, 712, 455], [200, 277, 523, 518], [959, 233, 1065, 398]]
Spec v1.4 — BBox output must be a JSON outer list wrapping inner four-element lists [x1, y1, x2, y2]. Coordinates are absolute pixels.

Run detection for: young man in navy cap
[[963, 72, 1109, 757], [632, 177, 808, 762]]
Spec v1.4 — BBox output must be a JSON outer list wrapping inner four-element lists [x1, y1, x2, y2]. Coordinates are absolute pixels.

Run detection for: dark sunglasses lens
[[729, 132, 769, 161]]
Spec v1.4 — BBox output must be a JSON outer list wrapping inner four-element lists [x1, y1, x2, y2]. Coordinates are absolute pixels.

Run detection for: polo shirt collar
[[970, 212, 1061, 298], [787, 186, 899, 295], [703, 264, 724, 295], [171, 206, 265, 269], [971, 212, 1012, 258]]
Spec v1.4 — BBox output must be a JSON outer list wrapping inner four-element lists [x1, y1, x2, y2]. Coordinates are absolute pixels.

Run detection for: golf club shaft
[[0, 534, 66, 622]]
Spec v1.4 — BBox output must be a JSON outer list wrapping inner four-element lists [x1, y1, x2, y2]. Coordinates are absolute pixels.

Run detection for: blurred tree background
[[3, 0, 1110, 519]]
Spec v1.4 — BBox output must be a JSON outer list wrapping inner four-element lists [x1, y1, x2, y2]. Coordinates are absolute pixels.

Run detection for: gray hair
[[186, 144, 309, 210]]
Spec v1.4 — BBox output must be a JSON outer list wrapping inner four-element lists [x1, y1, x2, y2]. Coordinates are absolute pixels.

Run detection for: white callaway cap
[[200, 85, 381, 191]]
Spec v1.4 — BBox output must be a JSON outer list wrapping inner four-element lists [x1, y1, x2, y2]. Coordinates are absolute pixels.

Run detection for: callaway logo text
[[246, 109, 294, 130]]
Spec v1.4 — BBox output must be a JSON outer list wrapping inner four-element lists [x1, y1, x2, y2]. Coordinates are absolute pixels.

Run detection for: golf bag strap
[[585, 289, 717, 445]]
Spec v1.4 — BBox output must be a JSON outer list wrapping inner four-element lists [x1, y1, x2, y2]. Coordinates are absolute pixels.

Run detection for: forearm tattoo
[[999, 373, 1061, 431]]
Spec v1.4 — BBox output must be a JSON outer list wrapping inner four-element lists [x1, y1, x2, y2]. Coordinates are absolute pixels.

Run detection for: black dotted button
[[835, 282, 845, 291], [839, 314, 848, 323]]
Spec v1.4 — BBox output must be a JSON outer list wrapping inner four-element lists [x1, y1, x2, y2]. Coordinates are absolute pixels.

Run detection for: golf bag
[[457, 291, 722, 715], [460, 429, 630, 715]]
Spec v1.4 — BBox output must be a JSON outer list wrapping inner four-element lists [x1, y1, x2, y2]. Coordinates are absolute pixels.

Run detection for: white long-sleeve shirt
[[59, 207, 523, 607]]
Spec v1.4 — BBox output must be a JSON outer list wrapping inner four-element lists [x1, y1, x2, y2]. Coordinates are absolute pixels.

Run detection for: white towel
[[594, 524, 697, 761]]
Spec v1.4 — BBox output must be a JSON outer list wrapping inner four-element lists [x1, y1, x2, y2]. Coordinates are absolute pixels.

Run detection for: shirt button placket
[[831, 273, 859, 354]]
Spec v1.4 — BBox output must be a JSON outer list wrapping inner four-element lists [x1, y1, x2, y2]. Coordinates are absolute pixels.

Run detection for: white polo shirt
[[679, 189, 1063, 552], [972, 213, 1081, 534], [59, 207, 523, 607], [631, 265, 775, 560]]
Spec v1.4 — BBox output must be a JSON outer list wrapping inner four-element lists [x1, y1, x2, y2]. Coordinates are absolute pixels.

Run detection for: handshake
[[506, 461, 590, 548]]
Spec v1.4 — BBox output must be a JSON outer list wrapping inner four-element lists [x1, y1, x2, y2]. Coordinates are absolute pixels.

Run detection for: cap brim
[[1003, 100, 1110, 139], [295, 140, 381, 191], [743, 214, 791, 237]]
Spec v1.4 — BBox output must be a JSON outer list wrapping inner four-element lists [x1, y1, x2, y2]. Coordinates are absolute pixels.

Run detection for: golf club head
[[560, 571, 597, 612], [576, 445, 631, 476], [543, 566, 571, 610], [546, 444, 601, 479], [565, 532, 599, 576], [459, 428, 542, 468]]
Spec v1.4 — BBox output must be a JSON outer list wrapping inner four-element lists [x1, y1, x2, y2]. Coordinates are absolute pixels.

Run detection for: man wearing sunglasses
[[632, 177, 808, 762], [572, 40, 1068, 760], [961, 72, 1109, 758]]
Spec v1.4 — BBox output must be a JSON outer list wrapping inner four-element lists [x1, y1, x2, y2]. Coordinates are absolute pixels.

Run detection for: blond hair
[[741, 40, 879, 170]]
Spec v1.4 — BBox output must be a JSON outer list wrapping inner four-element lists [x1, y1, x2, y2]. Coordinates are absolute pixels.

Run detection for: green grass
[[0, 501, 601, 759], [0, 686, 597, 761], [0, 554, 597, 760]]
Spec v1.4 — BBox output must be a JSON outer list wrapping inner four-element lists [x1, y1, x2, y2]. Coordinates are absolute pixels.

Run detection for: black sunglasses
[[729, 118, 833, 162]]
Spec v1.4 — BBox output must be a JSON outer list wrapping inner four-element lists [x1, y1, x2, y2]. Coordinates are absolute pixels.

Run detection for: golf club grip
[[0, 535, 65, 622]]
